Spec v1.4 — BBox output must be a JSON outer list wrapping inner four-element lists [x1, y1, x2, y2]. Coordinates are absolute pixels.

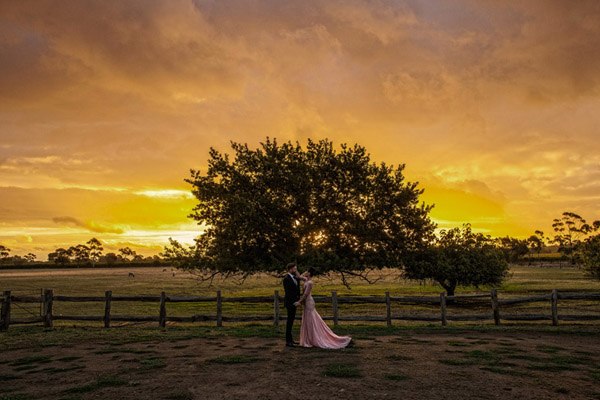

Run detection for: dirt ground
[[1, 330, 599, 400]]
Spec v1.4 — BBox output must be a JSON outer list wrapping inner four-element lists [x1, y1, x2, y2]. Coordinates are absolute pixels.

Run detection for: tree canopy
[[582, 233, 600, 280], [403, 224, 509, 296], [166, 138, 435, 278]]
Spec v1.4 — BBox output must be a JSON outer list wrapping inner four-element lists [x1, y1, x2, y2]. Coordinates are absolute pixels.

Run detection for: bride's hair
[[307, 267, 318, 276]]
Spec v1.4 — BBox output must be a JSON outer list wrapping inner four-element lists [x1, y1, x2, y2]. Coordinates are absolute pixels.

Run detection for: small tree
[[0, 245, 10, 263], [496, 236, 529, 263], [527, 230, 546, 263], [119, 247, 137, 262], [87, 238, 104, 266], [103, 252, 119, 264], [165, 138, 435, 282], [403, 224, 509, 296], [24, 253, 37, 263], [48, 248, 71, 264], [551, 212, 597, 265], [582, 233, 600, 280], [69, 244, 90, 264]]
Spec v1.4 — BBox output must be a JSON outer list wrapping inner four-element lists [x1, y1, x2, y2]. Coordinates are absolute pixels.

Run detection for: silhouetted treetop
[[167, 138, 435, 277]]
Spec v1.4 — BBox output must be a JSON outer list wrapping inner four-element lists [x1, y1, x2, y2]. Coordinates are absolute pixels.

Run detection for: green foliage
[[495, 236, 529, 263], [582, 234, 600, 280], [167, 138, 434, 276], [403, 224, 509, 296]]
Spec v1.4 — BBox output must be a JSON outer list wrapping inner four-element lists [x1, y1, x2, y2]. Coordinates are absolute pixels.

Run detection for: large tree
[[403, 224, 509, 296], [165, 138, 435, 279]]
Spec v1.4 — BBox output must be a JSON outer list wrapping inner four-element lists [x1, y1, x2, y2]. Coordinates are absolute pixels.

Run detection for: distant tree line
[[493, 212, 600, 270], [0, 245, 37, 265], [0, 239, 163, 267], [46, 238, 162, 266]]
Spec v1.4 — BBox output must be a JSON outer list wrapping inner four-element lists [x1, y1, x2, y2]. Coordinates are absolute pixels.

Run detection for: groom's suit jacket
[[283, 274, 301, 308]]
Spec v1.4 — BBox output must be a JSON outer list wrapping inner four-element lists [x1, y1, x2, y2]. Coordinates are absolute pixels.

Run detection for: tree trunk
[[441, 281, 456, 297]]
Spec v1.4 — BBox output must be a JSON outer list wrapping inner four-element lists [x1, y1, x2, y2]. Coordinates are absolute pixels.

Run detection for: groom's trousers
[[285, 304, 296, 344]]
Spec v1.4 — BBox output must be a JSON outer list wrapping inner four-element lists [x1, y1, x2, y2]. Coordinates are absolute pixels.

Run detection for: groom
[[283, 262, 301, 347]]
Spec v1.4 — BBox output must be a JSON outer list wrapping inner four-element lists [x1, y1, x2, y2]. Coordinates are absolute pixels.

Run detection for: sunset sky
[[1, 1, 599, 258]]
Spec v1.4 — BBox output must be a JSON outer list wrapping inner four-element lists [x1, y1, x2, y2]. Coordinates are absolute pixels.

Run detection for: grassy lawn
[[2, 264, 599, 297], [1, 264, 599, 327], [1, 324, 600, 400]]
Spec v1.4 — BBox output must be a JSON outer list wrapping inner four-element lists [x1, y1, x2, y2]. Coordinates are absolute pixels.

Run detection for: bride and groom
[[283, 263, 352, 349]]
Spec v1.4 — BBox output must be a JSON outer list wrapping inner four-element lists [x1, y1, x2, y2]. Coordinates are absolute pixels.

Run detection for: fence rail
[[1, 289, 600, 331]]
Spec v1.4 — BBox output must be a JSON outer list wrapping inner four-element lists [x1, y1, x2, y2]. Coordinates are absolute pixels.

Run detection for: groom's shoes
[[286, 342, 295, 347]]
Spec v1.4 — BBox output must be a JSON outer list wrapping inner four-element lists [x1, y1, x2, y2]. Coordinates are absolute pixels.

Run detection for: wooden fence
[[1, 289, 600, 331]]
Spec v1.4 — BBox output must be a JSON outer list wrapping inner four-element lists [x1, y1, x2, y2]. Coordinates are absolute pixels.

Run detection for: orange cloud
[[52, 216, 125, 234], [1, 0, 599, 255]]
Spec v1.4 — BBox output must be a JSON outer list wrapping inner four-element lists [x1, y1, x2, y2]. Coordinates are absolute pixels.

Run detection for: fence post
[[216, 290, 223, 327], [491, 289, 500, 326], [385, 291, 392, 328], [159, 291, 167, 328], [551, 289, 558, 326], [273, 290, 280, 327], [440, 292, 447, 326], [1, 290, 11, 331], [104, 290, 112, 328], [332, 291, 339, 327], [43, 289, 54, 329]]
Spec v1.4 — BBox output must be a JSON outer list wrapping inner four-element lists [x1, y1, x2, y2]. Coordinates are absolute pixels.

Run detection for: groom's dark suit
[[283, 273, 301, 345]]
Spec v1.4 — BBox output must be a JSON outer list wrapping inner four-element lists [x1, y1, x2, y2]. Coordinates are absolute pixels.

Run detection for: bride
[[294, 267, 352, 349]]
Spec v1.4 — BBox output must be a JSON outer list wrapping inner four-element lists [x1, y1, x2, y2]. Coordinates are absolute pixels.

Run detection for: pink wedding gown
[[299, 280, 352, 349]]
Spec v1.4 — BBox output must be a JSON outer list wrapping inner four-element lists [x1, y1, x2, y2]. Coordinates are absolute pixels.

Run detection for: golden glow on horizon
[[134, 190, 195, 199], [1, 1, 599, 257]]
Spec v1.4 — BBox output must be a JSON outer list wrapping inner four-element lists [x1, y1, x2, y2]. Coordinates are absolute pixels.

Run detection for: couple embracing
[[283, 263, 352, 349]]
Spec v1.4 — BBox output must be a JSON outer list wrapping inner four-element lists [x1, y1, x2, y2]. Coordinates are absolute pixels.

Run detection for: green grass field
[[1, 264, 599, 326], [1, 265, 600, 399], [2, 264, 599, 296]]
